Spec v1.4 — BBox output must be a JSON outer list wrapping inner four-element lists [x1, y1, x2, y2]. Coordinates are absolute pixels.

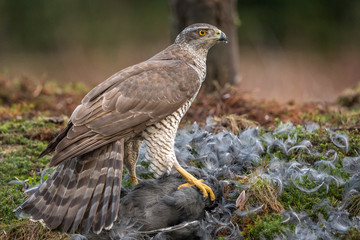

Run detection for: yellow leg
[[130, 173, 138, 185], [175, 165, 216, 201]]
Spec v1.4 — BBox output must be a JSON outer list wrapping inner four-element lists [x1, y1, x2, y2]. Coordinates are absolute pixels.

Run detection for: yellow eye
[[199, 30, 207, 36]]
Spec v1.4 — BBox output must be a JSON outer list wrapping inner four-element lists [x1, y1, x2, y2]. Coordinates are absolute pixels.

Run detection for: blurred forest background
[[0, 0, 359, 102]]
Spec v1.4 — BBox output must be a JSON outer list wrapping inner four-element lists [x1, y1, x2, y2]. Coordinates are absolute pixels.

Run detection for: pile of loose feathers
[[21, 120, 360, 240]]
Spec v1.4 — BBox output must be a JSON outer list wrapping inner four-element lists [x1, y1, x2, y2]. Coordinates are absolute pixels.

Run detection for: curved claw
[[178, 179, 205, 189], [176, 167, 216, 201], [130, 175, 138, 185]]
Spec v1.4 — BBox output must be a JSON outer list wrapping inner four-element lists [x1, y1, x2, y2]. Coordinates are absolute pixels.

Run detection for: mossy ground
[[0, 75, 359, 239], [0, 117, 68, 240], [229, 125, 360, 239]]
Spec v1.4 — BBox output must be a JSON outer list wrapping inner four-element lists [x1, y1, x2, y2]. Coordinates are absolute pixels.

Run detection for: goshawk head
[[175, 23, 227, 52]]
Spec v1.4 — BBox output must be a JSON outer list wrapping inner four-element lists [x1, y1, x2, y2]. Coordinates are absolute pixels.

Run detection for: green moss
[[302, 107, 360, 128], [274, 118, 280, 125], [279, 181, 344, 218], [249, 125, 355, 238], [348, 129, 360, 156], [0, 185, 24, 223], [0, 117, 64, 224], [342, 227, 360, 240], [138, 160, 154, 179], [245, 213, 286, 240]]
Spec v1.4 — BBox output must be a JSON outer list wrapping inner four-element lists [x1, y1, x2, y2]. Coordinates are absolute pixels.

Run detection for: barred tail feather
[[105, 148, 122, 228], [40, 159, 78, 228], [93, 156, 115, 232], [15, 139, 124, 234]]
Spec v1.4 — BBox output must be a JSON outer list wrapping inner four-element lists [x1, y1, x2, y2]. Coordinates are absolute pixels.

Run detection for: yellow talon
[[178, 179, 204, 189], [130, 175, 138, 185], [175, 166, 216, 201]]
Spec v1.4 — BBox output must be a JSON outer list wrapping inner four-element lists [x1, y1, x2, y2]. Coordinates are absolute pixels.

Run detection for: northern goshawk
[[16, 23, 227, 234]]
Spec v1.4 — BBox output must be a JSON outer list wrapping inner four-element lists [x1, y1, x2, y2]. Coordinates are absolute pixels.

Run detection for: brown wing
[[47, 59, 200, 166]]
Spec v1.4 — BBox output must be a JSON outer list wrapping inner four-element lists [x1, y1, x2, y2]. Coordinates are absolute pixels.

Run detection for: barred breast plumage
[[142, 99, 194, 177]]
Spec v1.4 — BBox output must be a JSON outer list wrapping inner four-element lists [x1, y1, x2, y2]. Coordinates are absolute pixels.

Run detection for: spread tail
[[15, 139, 124, 234]]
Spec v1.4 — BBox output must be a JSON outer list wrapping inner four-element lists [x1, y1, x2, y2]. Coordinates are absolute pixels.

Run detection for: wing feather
[[49, 59, 200, 166]]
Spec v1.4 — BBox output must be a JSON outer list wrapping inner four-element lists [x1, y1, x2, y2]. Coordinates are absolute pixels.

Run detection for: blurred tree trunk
[[169, 0, 240, 92]]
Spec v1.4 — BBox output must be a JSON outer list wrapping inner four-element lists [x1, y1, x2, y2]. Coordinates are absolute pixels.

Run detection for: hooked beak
[[216, 30, 228, 43]]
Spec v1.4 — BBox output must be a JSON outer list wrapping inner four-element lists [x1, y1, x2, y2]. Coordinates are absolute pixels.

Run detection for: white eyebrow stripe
[[182, 25, 213, 34]]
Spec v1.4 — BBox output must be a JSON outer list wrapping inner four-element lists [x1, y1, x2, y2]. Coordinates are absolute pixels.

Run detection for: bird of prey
[[16, 23, 227, 234]]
